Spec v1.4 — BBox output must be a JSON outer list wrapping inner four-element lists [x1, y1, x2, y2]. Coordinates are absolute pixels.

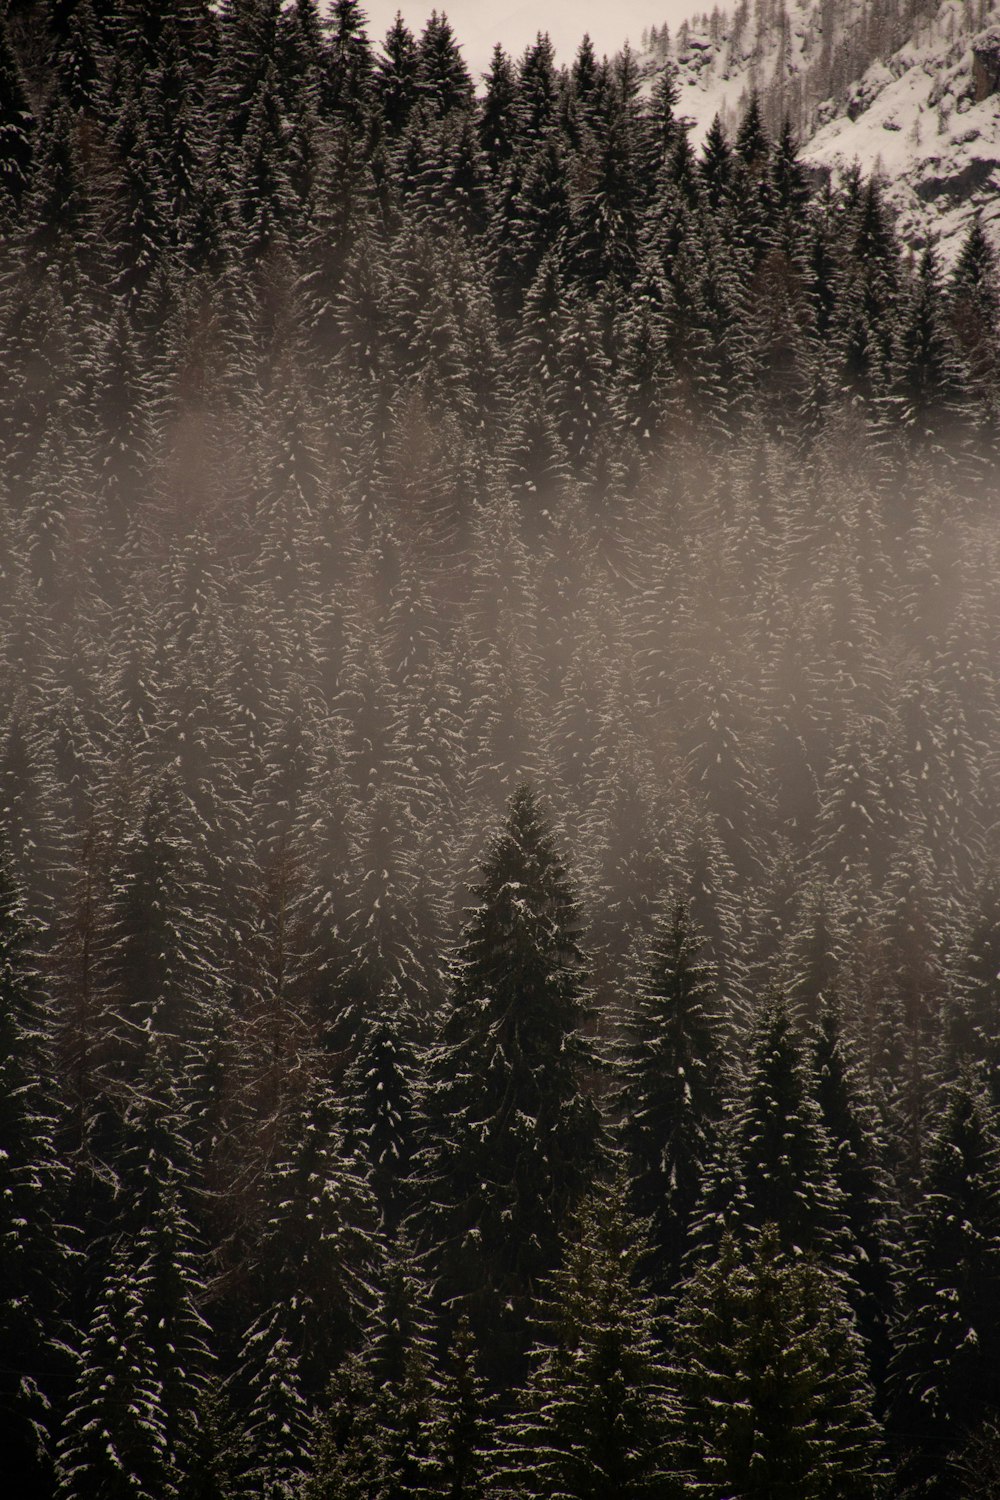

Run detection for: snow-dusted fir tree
[[131, 1173, 216, 1486], [893, 247, 973, 448], [342, 974, 423, 1235], [944, 868, 1000, 1104], [688, 990, 849, 1271], [427, 1313, 491, 1500], [811, 997, 895, 1380], [948, 213, 1000, 410], [99, 766, 216, 1082], [374, 12, 419, 137], [0, 11, 34, 221], [245, 1082, 380, 1399], [303, 1352, 381, 1499], [478, 43, 516, 181], [237, 1307, 313, 1500], [671, 1227, 885, 1499], [497, 1176, 674, 1499], [57, 1243, 169, 1500], [0, 841, 66, 1490], [890, 1073, 1000, 1495], [415, 785, 603, 1378], [306, 1236, 438, 1499], [617, 898, 724, 1290]]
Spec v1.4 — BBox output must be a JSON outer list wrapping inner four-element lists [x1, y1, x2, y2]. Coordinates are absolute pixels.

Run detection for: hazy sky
[[361, 0, 697, 77]]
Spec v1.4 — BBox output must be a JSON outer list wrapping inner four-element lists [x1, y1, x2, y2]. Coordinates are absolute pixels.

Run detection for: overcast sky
[[361, 0, 698, 78]]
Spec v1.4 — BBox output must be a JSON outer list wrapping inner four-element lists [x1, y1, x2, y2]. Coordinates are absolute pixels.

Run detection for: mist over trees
[[2, 0, 1000, 1494]]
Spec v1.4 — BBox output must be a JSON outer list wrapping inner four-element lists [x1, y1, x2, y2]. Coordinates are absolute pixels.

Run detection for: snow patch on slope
[[805, 7, 1000, 260], [641, 0, 1000, 260]]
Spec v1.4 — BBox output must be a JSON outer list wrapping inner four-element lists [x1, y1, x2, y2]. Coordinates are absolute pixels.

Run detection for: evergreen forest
[[3, 0, 1000, 1495]]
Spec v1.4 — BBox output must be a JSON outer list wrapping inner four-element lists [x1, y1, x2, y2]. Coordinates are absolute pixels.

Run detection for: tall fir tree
[[0, 841, 66, 1492], [341, 975, 423, 1235], [688, 990, 849, 1272], [671, 1227, 885, 1499], [0, 11, 34, 221], [497, 1177, 674, 1499], [428, 1314, 491, 1500], [617, 898, 724, 1291], [415, 786, 603, 1380], [890, 1074, 1000, 1496], [236, 1307, 313, 1500], [56, 1242, 169, 1500], [809, 1001, 895, 1402], [247, 1081, 380, 1397]]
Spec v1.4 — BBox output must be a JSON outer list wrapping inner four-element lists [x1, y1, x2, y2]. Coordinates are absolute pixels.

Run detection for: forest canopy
[[2, 0, 1000, 1496]]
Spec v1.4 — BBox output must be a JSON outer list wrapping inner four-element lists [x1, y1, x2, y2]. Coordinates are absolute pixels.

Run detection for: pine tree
[[428, 1314, 491, 1500], [341, 976, 422, 1235], [811, 998, 895, 1381], [641, 62, 682, 178], [134, 1172, 216, 1488], [689, 990, 848, 1270], [19, 95, 96, 292], [479, 44, 517, 180], [182, 1376, 245, 1500], [51, 0, 106, 119], [615, 257, 676, 452], [948, 214, 1000, 409], [565, 106, 641, 296], [416, 10, 473, 118], [212, 0, 283, 154], [893, 246, 973, 450], [833, 177, 900, 413], [304, 1353, 381, 1499], [277, 0, 327, 127], [617, 899, 724, 1290], [237, 1308, 313, 1500], [326, 0, 374, 128], [306, 1243, 438, 1499], [84, 308, 155, 544], [672, 1227, 885, 1499], [98, 767, 216, 1083], [568, 34, 605, 139], [497, 1177, 674, 1499], [945, 868, 1000, 1102], [416, 786, 603, 1379], [0, 11, 34, 221], [375, 12, 419, 137], [0, 842, 66, 1491], [890, 1075, 1000, 1496], [233, 60, 299, 270], [771, 117, 810, 224], [102, 83, 170, 317], [57, 1243, 169, 1500], [514, 32, 560, 151], [699, 114, 732, 211], [496, 130, 571, 309], [549, 295, 618, 477], [250, 1082, 380, 1396], [112, 1038, 198, 1239], [367, 1244, 439, 1498]]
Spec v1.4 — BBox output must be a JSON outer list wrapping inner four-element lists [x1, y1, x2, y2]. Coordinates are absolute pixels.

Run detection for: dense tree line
[[2, 0, 1000, 1495]]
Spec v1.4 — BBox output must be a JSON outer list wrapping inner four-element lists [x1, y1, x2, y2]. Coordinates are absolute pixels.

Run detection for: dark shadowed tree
[[415, 786, 603, 1380]]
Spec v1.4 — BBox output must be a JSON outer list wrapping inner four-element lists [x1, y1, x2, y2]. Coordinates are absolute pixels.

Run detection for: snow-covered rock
[[806, 9, 1000, 261], [640, 0, 1000, 261]]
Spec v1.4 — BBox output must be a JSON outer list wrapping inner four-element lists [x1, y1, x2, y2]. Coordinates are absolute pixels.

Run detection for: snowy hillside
[[642, 0, 1000, 257], [806, 7, 1000, 257]]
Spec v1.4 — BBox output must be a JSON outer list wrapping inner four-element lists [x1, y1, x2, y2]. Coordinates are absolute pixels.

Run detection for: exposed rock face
[[803, 9, 1000, 262], [972, 27, 1000, 100], [643, 1, 1000, 262]]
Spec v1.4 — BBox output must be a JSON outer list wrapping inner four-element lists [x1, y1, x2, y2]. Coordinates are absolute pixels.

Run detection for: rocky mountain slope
[[642, 0, 1000, 258]]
